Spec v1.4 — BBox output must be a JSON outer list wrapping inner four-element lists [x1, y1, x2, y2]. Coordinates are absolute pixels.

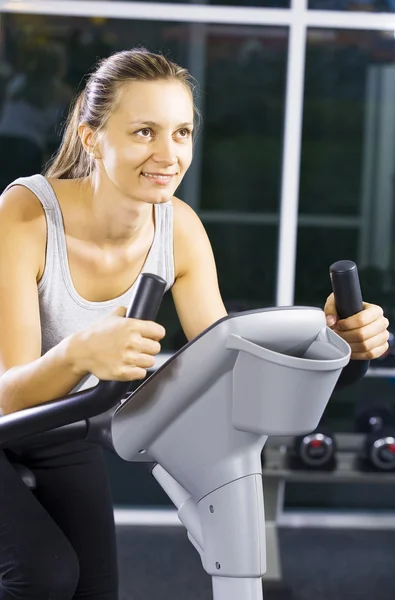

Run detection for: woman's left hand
[[324, 294, 390, 360]]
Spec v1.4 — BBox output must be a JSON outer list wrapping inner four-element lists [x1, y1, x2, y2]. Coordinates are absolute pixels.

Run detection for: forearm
[[0, 335, 88, 415]]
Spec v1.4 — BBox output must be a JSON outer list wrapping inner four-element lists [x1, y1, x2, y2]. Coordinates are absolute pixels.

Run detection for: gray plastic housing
[[111, 307, 351, 600], [112, 307, 349, 488]]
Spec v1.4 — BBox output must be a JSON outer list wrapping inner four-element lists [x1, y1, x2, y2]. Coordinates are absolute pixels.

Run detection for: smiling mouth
[[141, 172, 176, 186], [142, 172, 175, 180]]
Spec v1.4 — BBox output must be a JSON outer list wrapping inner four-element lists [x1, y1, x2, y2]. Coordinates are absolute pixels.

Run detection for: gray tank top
[[6, 174, 175, 366]]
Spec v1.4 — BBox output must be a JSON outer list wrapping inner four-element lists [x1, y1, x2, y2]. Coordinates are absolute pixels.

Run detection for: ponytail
[[44, 91, 90, 179]]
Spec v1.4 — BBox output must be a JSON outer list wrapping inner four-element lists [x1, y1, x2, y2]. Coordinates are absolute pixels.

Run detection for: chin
[[144, 192, 174, 205]]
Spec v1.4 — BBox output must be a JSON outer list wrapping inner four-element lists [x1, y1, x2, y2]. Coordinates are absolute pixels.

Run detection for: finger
[[337, 316, 389, 344], [114, 366, 147, 381], [336, 302, 384, 331], [125, 332, 161, 355], [127, 352, 156, 370], [326, 314, 337, 327], [134, 338, 162, 356], [350, 340, 390, 361], [324, 293, 338, 326], [131, 320, 166, 341], [324, 293, 337, 315], [348, 330, 390, 355], [111, 306, 127, 317], [132, 368, 148, 380]]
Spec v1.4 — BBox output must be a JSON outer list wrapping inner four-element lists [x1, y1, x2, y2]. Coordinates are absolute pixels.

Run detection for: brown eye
[[177, 128, 192, 139], [136, 128, 152, 138]]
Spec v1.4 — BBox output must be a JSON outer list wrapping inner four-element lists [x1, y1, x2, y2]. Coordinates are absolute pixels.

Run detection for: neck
[[76, 174, 153, 248]]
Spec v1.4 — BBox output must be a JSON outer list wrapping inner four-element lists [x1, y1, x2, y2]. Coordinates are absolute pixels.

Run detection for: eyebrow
[[128, 120, 194, 128]]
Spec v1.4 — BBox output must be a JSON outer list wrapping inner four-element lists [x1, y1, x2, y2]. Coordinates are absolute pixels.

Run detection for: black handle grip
[[125, 273, 166, 320], [0, 273, 166, 448], [100, 273, 166, 398], [329, 260, 370, 390], [329, 260, 363, 319]]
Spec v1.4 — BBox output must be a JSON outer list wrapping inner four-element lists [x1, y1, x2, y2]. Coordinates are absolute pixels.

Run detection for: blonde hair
[[45, 48, 199, 179]]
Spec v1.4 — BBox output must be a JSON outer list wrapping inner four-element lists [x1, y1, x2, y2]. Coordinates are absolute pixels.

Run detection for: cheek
[[102, 137, 147, 169], [118, 145, 148, 166], [180, 145, 193, 170]]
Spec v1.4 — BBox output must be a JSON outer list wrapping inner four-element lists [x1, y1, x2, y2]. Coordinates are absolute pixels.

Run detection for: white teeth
[[142, 173, 172, 179]]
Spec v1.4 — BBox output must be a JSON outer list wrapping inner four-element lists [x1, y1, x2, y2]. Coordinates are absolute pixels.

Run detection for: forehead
[[113, 79, 194, 124]]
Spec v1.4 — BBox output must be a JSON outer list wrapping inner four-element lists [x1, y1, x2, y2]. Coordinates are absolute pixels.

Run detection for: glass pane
[[298, 28, 395, 325], [200, 26, 288, 213], [295, 228, 358, 307], [309, 0, 395, 10], [206, 222, 277, 307], [299, 28, 395, 217]]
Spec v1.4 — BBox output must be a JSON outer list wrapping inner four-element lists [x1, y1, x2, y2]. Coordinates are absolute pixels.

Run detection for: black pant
[[0, 441, 118, 599]]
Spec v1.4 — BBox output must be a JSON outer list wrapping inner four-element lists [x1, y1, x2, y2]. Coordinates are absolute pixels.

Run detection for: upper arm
[[0, 186, 45, 376], [171, 198, 227, 341]]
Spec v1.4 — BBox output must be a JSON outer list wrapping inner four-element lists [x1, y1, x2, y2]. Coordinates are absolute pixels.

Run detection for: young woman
[[0, 48, 389, 600]]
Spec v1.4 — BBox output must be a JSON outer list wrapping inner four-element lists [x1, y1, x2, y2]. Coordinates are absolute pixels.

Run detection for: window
[[296, 28, 395, 338], [201, 26, 287, 213]]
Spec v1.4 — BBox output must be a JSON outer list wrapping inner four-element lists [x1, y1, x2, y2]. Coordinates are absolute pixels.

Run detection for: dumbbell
[[290, 428, 336, 470], [355, 400, 395, 471]]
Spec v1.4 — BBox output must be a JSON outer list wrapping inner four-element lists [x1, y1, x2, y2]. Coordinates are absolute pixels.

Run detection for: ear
[[78, 123, 102, 159]]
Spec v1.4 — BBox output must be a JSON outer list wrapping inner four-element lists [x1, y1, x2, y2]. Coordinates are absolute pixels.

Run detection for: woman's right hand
[[68, 306, 166, 382]]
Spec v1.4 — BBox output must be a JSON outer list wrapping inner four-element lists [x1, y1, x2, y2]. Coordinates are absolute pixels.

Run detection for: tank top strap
[[149, 200, 174, 286], [4, 174, 60, 211]]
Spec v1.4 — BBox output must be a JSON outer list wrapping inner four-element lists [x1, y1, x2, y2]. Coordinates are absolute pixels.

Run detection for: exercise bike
[[0, 260, 366, 600]]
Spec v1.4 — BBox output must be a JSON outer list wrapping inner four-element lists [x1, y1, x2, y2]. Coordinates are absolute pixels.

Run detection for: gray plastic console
[[111, 307, 350, 600]]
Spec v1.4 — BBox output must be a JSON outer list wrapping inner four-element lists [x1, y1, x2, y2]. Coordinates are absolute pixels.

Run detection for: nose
[[151, 136, 178, 167]]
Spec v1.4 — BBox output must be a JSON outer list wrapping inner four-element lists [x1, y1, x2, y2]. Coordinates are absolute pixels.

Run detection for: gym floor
[[116, 525, 395, 600]]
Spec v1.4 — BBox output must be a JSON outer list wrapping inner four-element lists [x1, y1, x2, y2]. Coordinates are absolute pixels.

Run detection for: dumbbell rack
[[262, 433, 395, 584]]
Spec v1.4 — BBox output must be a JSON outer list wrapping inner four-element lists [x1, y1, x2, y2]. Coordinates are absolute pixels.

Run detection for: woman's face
[[95, 79, 194, 204]]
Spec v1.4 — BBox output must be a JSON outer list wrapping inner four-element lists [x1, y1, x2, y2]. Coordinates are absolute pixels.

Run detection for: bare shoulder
[[0, 184, 47, 278], [0, 184, 46, 224], [172, 196, 214, 279], [172, 196, 206, 238], [0, 185, 48, 377]]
